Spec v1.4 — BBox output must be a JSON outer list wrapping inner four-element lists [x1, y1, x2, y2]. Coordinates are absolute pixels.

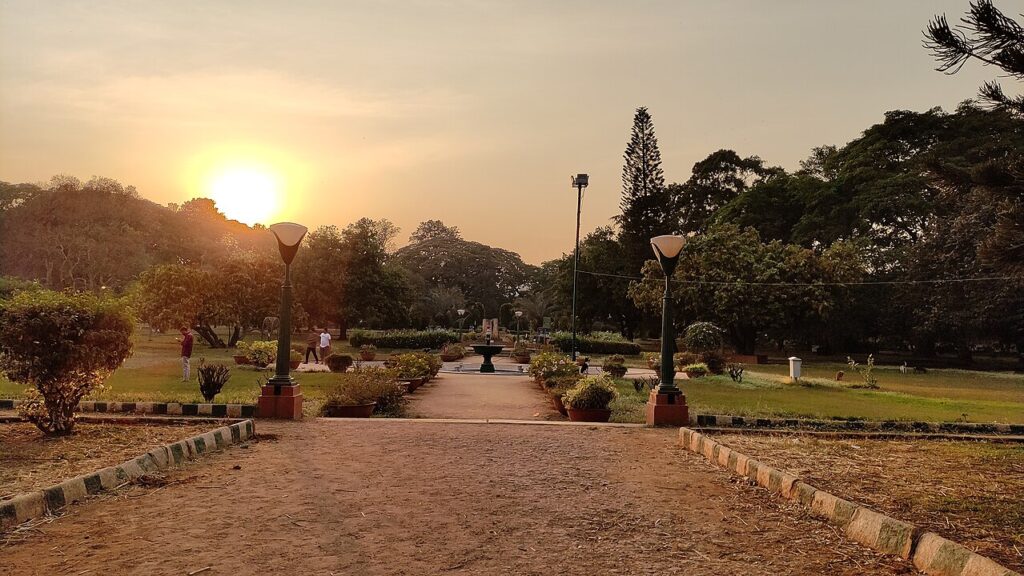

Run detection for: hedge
[[551, 334, 641, 355], [348, 329, 459, 350]]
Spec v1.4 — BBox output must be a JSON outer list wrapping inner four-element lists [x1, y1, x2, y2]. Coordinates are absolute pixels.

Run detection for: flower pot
[[360, 352, 376, 361], [566, 407, 612, 422], [440, 354, 460, 362], [514, 355, 531, 364], [322, 402, 376, 418], [233, 355, 250, 365], [289, 360, 301, 369], [551, 395, 568, 416]]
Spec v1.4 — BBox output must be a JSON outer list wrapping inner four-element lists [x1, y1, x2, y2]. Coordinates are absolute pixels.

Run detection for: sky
[[0, 0, 1000, 263]]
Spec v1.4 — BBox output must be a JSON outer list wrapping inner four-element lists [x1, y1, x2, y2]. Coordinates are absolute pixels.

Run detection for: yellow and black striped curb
[[690, 414, 1024, 435], [0, 399, 256, 418], [679, 428, 1020, 576], [0, 419, 255, 531]]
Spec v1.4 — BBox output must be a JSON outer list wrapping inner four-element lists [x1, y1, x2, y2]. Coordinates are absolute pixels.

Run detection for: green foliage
[[349, 329, 458, 350], [359, 344, 377, 360], [602, 354, 628, 377], [550, 333, 641, 355], [325, 353, 354, 373], [512, 340, 530, 356], [528, 351, 577, 383], [562, 375, 619, 410], [237, 340, 277, 366], [390, 352, 440, 379], [544, 372, 583, 395], [321, 367, 407, 415], [673, 352, 699, 368], [682, 363, 709, 378], [196, 360, 230, 402], [682, 322, 724, 353], [701, 350, 728, 375], [441, 344, 466, 359], [0, 290, 133, 435], [289, 349, 302, 362], [846, 355, 879, 389]]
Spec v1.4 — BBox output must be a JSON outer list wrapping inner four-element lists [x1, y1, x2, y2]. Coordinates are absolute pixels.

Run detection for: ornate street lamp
[[646, 234, 690, 426], [515, 310, 523, 342], [457, 308, 467, 341], [259, 222, 308, 419], [570, 173, 588, 360]]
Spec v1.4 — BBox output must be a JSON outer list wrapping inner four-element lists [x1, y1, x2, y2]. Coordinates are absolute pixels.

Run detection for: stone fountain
[[470, 333, 504, 373]]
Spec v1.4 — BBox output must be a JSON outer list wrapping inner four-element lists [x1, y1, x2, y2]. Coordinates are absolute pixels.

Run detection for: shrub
[[321, 367, 407, 415], [349, 329, 458, 350], [197, 360, 230, 402], [441, 344, 466, 360], [700, 350, 727, 375], [239, 340, 277, 366], [528, 351, 577, 383], [682, 322, 724, 353], [391, 353, 434, 379], [682, 363, 709, 378], [325, 353, 354, 373], [544, 372, 582, 393], [512, 340, 530, 356], [550, 333, 641, 355], [289, 349, 302, 363], [562, 375, 618, 410], [0, 291, 133, 435], [846, 355, 879, 389], [642, 352, 660, 368], [602, 354, 628, 377], [673, 352, 699, 368], [359, 344, 377, 360]]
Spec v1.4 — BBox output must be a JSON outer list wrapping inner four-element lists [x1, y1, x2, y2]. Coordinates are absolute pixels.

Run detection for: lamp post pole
[[269, 262, 295, 388], [515, 310, 522, 343], [570, 173, 588, 361], [457, 309, 466, 342], [646, 234, 689, 426]]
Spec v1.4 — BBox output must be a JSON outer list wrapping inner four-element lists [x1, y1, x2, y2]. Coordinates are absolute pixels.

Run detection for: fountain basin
[[471, 344, 504, 373]]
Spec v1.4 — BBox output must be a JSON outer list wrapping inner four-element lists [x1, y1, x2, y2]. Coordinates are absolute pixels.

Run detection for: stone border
[[690, 414, 1024, 435], [0, 419, 255, 530], [679, 428, 1020, 576], [0, 399, 256, 418]]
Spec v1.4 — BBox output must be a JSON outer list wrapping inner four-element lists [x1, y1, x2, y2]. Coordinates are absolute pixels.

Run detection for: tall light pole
[[260, 222, 308, 419], [646, 234, 689, 426], [570, 173, 588, 360], [515, 310, 523, 343], [457, 308, 466, 341]]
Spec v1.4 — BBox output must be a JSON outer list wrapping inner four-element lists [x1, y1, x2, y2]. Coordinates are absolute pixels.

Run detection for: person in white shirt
[[319, 328, 332, 361]]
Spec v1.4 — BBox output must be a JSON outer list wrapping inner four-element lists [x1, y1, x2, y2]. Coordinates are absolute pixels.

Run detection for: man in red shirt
[[177, 326, 194, 382]]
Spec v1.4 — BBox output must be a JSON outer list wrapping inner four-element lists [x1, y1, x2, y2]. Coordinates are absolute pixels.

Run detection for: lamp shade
[[269, 222, 308, 247], [650, 235, 686, 259], [572, 173, 589, 187], [515, 310, 523, 317], [457, 309, 466, 316]]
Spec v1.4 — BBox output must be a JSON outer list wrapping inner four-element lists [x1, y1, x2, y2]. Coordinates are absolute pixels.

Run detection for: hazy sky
[[0, 0, 997, 263]]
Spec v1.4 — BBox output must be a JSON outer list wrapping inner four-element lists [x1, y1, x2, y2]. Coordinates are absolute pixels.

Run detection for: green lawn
[[3, 332, 1022, 424]]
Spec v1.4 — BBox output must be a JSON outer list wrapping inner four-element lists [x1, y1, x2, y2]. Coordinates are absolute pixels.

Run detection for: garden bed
[[0, 422, 213, 498], [712, 433, 1024, 572]]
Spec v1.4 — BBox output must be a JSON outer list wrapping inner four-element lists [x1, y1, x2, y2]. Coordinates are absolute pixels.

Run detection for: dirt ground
[[1, 420, 912, 575], [714, 433, 1024, 572], [0, 422, 215, 498], [408, 372, 562, 420]]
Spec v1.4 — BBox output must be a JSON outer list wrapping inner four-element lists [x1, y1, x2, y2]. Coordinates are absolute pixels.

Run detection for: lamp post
[[570, 173, 588, 360], [515, 310, 523, 342], [259, 222, 308, 419], [646, 234, 690, 426], [457, 308, 466, 341]]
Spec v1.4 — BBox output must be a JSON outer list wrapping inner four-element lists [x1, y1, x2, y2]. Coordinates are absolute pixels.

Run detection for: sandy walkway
[[408, 372, 557, 420], [1, 420, 910, 575]]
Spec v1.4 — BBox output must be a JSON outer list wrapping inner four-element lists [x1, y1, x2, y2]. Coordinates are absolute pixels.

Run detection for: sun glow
[[207, 166, 281, 225]]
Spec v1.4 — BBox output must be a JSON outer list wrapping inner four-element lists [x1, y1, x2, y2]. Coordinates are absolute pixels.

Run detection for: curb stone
[[0, 399, 256, 418], [689, 414, 1024, 436], [0, 419, 255, 530], [678, 427, 1020, 576]]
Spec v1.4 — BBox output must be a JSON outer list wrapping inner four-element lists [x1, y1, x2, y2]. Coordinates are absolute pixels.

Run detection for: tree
[[408, 219, 461, 243], [213, 248, 282, 346], [336, 218, 413, 330], [133, 264, 225, 347], [925, 0, 1024, 114], [292, 225, 348, 328], [616, 107, 676, 273], [0, 291, 133, 435], [674, 150, 778, 234]]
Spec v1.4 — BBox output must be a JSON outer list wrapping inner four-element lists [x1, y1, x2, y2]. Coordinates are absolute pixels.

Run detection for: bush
[[512, 340, 530, 356], [441, 344, 466, 360], [325, 353, 354, 373], [359, 344, 377, 360], [321, 367, 407, 415], [550, 333, 641, 355], [197, 360, 230, 401], [528, 351, 577, 383], [238, 340, 277, 366], [391, 352, 436, 379], [701, 350, 727, 375], [642, 352, 660, 368], [289, 349, 302, 363], [0, 291, 133, 435], [602, 354, 627, 377], [562, 375, 618, 410], [673, 352, 699, 368], [349, 329, 458, 350], [682, 322, 724, 353], [544, 372, 583, 394], [682, 363, 709, 378]]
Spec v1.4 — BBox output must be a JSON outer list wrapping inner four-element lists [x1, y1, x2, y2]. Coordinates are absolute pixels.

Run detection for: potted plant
[[673, 352, 699, 371], [320, 373, 382, 418], [325, 353, 354, 373], [289, 349, 302, 370], [359, 344, 377, 361], [243, 340, 277, 367], [562, 375, 618, 422], [642, 352, 660, 370], [512, 340, 531, 364], [682, 362, 709, 379], [528, 351, 576, 387], [440, 344, 465, 362], [232, 342, 251, 365], [544, 373, 580, 416], [602, 354, 628, 378]]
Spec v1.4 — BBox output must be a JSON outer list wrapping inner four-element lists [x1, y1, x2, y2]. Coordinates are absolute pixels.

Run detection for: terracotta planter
[[360, 352, 376, 361], [440, 354, 461, 362], [322, 402, 376, 418], [566, 407, 612, 422], [289, 360, 301, 369], [551, 395, 568, 416], [233, 355, 250, 365], [514, 355, 531, 364]]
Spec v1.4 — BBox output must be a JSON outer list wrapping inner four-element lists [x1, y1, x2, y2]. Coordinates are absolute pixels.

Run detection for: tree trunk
[[227, 325, 242, 348], [339, 317, 348, 340], [195, 324, 225, 348]]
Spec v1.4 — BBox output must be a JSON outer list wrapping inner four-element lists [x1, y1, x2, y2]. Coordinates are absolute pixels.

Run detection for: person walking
[[177, 326, 194, 381], [305, 327, 320, 364], [319, 327, 332, 362]]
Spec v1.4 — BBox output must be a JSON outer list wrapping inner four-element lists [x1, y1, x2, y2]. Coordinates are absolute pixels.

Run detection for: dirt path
[[409, 373, 557, 420], [1, 420, 911, 575]]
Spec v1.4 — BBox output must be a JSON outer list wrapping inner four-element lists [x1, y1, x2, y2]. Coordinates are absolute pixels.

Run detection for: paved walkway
[[408, 372, 557, 420], [1, 420, 909, 575]]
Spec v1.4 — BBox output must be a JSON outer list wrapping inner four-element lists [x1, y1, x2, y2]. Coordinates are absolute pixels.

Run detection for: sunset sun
[[208, 166, 281, 225]]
